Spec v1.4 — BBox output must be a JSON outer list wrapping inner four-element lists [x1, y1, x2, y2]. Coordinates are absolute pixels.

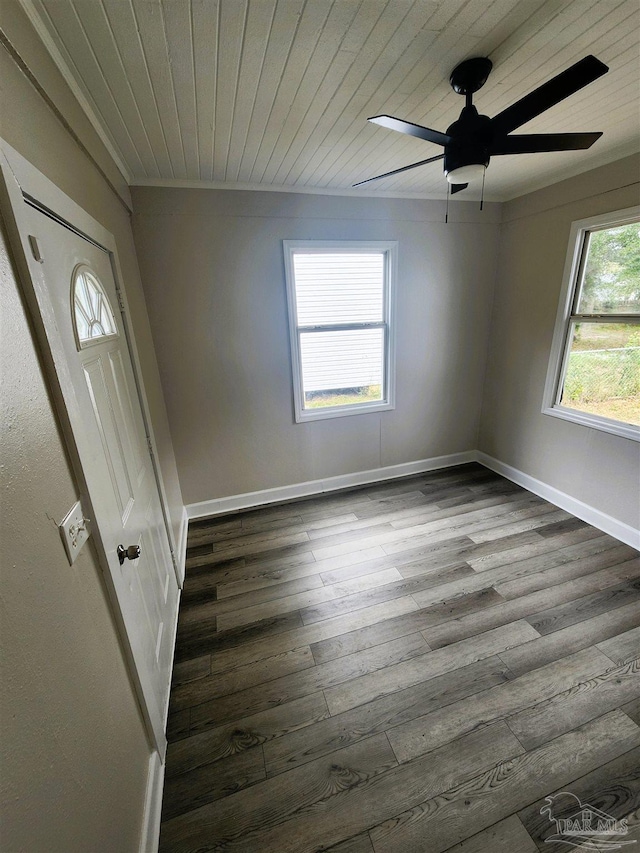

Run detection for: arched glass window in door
[[72, 264, 118, 349]]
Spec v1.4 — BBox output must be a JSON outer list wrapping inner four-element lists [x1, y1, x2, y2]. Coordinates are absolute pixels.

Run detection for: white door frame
[[0, 139, 179, 760]]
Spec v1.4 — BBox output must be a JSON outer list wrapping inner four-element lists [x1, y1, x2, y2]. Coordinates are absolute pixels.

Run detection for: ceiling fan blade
[[491, 55, 608, 136], [352, 153, 444, 187], [450, 183, 468, 194], [368, 115, 451, 147], [491, 132, 603, 154]]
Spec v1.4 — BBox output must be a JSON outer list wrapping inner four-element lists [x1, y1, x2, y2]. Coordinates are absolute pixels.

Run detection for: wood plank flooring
[[160, 463, 640, 853]]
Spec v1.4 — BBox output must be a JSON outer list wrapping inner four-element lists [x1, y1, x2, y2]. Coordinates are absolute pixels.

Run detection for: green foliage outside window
[[579, 222, 640, 313], [560, 221, 640, 426]]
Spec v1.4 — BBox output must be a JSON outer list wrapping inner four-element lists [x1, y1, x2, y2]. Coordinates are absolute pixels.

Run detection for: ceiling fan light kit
[[446, 164, 485, 184], [356, 54, 609, 202]]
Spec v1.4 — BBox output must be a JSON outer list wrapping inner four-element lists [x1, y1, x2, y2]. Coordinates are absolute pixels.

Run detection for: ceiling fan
[[354, 55, 609, 193]]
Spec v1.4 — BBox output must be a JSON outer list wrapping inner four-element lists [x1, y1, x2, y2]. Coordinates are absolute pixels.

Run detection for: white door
[[24, 201, 178, 755]]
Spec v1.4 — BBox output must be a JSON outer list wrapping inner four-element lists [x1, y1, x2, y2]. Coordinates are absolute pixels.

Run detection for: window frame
[[283, 240, 397, 423], [542, 206, 640, 442]]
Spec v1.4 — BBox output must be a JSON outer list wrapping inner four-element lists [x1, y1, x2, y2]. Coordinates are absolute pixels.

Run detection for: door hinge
[[146, 436, 155, 458], [116, 290, 126, 312]]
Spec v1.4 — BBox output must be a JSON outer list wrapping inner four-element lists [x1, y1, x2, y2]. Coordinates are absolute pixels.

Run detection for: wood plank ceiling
[[25, 0, 640, 200]]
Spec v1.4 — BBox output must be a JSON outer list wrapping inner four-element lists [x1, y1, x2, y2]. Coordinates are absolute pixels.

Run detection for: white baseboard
[[476, 451, 640, 550], [139, 750, 165, 853], [186, 451, 476, 519], [184, 448, 638, 547]]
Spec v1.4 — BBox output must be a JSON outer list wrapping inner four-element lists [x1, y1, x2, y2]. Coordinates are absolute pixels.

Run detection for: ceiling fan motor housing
[[444, 106, 492, 177]]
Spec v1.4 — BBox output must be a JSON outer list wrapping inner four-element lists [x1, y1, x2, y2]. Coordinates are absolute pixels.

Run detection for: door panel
[[83, 355, 136, 522], [25, 202, 178, 754], [107, 349, 149, 489]]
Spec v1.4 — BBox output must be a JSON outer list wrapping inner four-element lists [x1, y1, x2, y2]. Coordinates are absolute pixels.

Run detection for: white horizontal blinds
[[293, 253, 384, 325], [300, 329, 384, 392], [291, 251, 387, 406]]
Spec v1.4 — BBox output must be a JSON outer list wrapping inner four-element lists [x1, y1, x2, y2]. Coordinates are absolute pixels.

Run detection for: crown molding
[[17, 0, 132, 185], [129, 176, 461, 201]]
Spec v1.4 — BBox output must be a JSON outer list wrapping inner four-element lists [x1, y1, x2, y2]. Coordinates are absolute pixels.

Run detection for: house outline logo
[[541, 792, 636, 850]]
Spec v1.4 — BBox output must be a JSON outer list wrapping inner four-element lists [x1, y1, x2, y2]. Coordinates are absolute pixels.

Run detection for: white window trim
[[542, 205, 640, 442], [283, 240, 397, 423]]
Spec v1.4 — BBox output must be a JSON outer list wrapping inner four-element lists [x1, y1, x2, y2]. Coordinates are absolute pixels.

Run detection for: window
[[543, 208, 640, 441], [283, 241, 397, 422], [72, 264, 118, 349]]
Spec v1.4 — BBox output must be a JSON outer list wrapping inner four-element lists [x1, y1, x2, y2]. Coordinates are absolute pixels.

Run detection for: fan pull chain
[[445, 181, 450, 223], [480, 167, 486, 211]]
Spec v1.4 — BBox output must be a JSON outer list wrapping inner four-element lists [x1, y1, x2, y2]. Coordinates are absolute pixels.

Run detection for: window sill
[[542, 404, 640, 442], [295, 400, 395, 423]]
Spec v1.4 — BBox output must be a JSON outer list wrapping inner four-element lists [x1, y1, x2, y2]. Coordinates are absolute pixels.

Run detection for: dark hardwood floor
[[159, 463, 640, 853]]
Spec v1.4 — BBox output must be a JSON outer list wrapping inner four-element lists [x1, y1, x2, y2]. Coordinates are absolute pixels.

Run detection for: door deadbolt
[[117, 544, 141, 565]]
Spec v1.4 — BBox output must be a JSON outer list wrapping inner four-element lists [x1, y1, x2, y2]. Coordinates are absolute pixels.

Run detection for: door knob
[[117, 544, 141, 565]]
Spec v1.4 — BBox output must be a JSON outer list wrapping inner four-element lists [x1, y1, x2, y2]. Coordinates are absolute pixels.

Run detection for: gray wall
[[0, 1, 183, 849], [131, 187, 501, 505], [1, 220, 149, 852], [479, 154, 640, 530], [1, 3, 637, 848], [0, 0, 184, 552]]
